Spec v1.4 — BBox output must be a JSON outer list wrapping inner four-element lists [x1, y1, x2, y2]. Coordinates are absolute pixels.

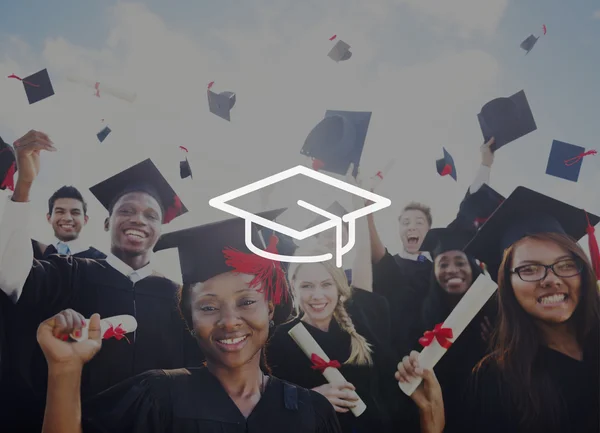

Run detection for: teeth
[[539, 294, 566, 305], [125, 229, 146, 238], [218, 336, 247, 345], [448, 278, 463, 284], [310, 304, 327, 310]]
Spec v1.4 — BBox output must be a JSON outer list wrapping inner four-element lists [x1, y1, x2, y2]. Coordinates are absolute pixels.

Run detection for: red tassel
[[163, 195, 182, 224], [223, 235, 288, 305], [179, 146, 189, 153], [8, 74, 40, 88], [329, 34, 337, 41], [564, 150, 597, 167], [0, 161, 16, 191], [94, 82, 101, 98], [585, 211, 600, 281], [312, 158, 325, 171], [207, 81, 214, 89], [440, 164, 452, 177]]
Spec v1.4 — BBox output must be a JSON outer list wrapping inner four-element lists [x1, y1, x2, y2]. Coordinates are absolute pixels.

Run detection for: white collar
[[397, 248, 432, 262], [53, 237, 88, 255], [105, 252, 155, 283]]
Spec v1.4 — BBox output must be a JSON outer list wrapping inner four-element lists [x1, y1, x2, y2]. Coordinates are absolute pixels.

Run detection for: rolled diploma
[[70, 315, 138, 342], [398, 273, 498, 396], [288, 322, 367, 417], [66, 75, 137, 103]]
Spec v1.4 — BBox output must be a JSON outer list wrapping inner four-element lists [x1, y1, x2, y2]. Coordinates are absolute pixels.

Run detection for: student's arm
[[367, 214, 386, 264], [468, 138, 495, 194]]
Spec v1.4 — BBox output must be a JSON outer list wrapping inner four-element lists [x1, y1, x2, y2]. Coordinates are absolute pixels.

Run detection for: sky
[[1, 0, 599, 282]]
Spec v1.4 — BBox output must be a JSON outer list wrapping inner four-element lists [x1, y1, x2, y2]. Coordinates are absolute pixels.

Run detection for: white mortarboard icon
[[209, 165, 391, 267]]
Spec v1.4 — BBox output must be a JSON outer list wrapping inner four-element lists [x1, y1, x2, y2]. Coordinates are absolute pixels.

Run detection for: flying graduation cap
[[96, 126, 112, 143], [179, 146, 193, 180], [465, 186, 600, 281], [436, 147, 457, 181], [8, 68, 55, 104], [451, 184, 505, 231], [0, 136, 17, 191], [89, 158, 188, 224], [477, 90, 537, 151], [520, 35, 539, 54], [207, 81, 236, 121], [154, 209, 293, 324], [545, 140, 597, 183], [301, 110, 372, 176]]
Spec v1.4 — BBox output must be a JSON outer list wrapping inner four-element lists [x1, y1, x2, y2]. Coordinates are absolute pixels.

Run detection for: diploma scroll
[[288, 322, 367, 417], [70, 315, 138, 342], [398, 273, 498, 396]]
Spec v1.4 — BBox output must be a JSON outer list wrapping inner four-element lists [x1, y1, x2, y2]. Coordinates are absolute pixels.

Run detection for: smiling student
[[0, 130, 201, 432]]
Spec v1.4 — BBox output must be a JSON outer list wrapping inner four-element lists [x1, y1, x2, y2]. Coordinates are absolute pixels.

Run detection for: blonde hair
[[288, 247, 373, 366]]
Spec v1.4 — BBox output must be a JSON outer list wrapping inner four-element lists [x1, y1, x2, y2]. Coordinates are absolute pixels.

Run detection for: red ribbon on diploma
[[564, 150, 597, 166], [419, 323, 454, 349], [103, 323, 130, 343], [310, 353, 341, 372]]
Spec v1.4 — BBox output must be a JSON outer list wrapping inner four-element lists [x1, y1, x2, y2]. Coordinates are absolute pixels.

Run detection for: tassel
[[564, 150, 597, 167], [312, 158, 325, 171], [8, 73, 40, 88], [440, 164, 452, 177], [223, 235, 288, 305], [585, 211, 600, 282], [163, 195, 182, 224], [0, 161, 16, 191]]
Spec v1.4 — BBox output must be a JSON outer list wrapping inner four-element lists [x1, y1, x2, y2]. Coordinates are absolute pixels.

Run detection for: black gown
[[81, 367, 342, 433], [267, 288, 405, 433], [372, 250, 432, 357], [31, 239, 107, 260], [463, 346, 599, 433], [0, 255, 203, 432]]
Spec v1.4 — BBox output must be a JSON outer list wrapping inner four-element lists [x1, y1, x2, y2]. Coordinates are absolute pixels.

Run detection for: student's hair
[[399, 202, 432, 227], [288, 248, 374, 366], [476, 232, 600, 432], [48, 186, 87, 215]]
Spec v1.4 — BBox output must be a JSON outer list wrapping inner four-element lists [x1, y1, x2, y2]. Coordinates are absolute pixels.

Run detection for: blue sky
[[1, 1, 599, 281]]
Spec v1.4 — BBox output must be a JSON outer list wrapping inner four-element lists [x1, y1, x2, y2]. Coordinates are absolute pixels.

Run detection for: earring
[[190, 330, 196, 337], [269, 320, 275, 328]]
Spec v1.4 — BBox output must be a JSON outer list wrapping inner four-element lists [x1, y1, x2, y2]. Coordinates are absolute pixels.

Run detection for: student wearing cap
[[31, 185, 106, 260], [368, 138, 497, 354], [37, 213, 344, 433], [0, 130, 201, 432], [397, 227, 496, 433]]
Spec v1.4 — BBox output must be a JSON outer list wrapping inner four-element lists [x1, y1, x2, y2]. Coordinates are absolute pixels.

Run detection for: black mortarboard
[[435, 147, 457, 181], [306, 201, 348, 230], [208, 89, 236, 121], [453, 184, 505, 230], [154, 209, 292, 324], [545, 140, 594, 183], [465, 186, 600, 269], [180, 158, 193, 180], [89, 158, 188, 224], [301, 110, 371, 176], [10, 69, 55, 105], [477, 90, 537, 151], [421, 227, 475, 260], [0, 136, 17, 191], [96, 126, 111, 143], [520, 34, 539, 54], [328, 40, 352, 62]]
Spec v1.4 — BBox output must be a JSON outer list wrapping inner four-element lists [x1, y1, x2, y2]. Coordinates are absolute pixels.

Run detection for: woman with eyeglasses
[[426, 187, 600, 433]]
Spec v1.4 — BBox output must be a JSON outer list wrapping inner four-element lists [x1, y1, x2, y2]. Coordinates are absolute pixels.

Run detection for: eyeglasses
[[511, 258, 583, 282]]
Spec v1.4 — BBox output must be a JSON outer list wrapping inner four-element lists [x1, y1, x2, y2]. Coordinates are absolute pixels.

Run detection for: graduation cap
[[96, 126, 111, 143], [520, 35, 539, 54], [178, 146, 193, 180], [436, 148, 457, 181], [89, 158, 188, 224], [8, 69, 55, 105], [421, 227, 475, 260], [545, 140, 597, 183], [306, 201, 348, 230], [301, 110, 372, 176], [0, 136, 17, 191], [208, 89, 236, 121], [464, 186, 600, 277], [453, 184, 505, 230], [154, 209, 292, 324], [328, 40, 352, 62]]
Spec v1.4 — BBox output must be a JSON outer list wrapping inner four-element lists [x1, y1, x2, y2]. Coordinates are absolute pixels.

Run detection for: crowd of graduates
[[0, 127, 597, 433]]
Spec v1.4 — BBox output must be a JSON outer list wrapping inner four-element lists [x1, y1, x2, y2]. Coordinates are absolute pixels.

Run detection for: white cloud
[[0, 1, 507, 280]]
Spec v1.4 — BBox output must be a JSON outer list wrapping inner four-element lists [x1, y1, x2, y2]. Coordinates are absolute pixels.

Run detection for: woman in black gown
[[36, 212, 343, 433], [402, 187, 600, 433]]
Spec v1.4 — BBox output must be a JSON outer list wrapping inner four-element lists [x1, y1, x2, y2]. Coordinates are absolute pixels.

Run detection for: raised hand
[[395, 351, 444, 416], [37, 310, 102, 371], [13, 129, 56, 184], [481, 137, 495, 168], [312, 381, 359, 413]]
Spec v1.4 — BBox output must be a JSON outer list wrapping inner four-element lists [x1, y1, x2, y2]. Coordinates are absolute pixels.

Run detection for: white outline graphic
[[209, 165, 391, 267]]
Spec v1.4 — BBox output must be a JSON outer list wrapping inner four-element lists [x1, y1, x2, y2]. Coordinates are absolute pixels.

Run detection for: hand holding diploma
[[70, 314, 137, 343]]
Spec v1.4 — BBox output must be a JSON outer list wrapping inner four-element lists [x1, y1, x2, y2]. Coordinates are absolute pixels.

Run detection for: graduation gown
[[372, 250, 432, 356], [267, 288, 404, 433], [0, 256, 203, 432], [31, 239, 107, 260], [81, 367, 342, 433], [464, 347, 599, 433]]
